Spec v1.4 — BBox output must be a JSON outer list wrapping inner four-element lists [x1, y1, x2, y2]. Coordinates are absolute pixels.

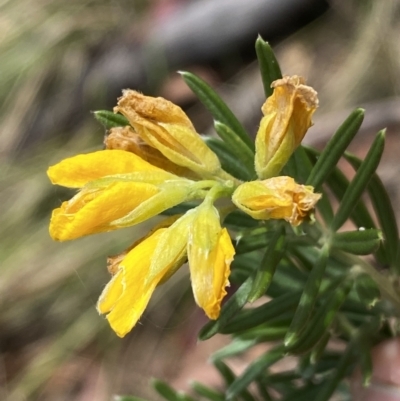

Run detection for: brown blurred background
[[1, 0, 400, 400]]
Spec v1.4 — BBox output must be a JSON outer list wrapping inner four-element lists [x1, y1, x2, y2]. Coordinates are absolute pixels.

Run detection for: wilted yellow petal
[[232, 176, 321, 226], [48, 149, 165, 188], [49, 181, 159, 241], [188, 204, 234, 319], [114, 90, 224, 179], [97, 225, 188, 337], [105, 126, 198, 179], [255, 76, 318, 179]]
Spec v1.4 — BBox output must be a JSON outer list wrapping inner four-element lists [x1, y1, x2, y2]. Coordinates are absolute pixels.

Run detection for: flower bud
[[232, 176, 321, 226], [255, 76, 318, 179]]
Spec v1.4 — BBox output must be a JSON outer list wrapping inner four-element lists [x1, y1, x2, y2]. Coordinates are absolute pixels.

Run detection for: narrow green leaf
[[93, 110, 129, 129], [321, 162, 386, 264], [309, 332, 330, 365], [236, 323, 289, 342], [301, 147, 334, 224], [345, 151, 399, 267], [152, 379, 187, 401], [306, 108, 365, 189], [255, 36, 282, 98], [249, 227, 286, 301], [313, 345, 355, 401], [198, 277, 254, 340], [226, 346, 285, 400], [287, 279, 353, 354], [114, 396, 150, 401], [192, 382, 225, 401], [355, 273, 381, 308], [211, 338, 258, 361], [332, 229, 382, 255], [331, 130, 385, 231], [213, 361, 256, 401], [180, 71, 254, 151], [255, 379, 274, 401], [235, 227, 271, 254], [205, 137, 251, 181], [214, 121, 255, 179], [220, 291, 301, 334], [223, 209, 259, 229], [284, 245, 329, 346]]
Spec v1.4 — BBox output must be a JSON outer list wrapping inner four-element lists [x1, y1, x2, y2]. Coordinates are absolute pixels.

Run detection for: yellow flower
[[232, 176, 321, 226], [97, 210, 235, 337], [114, 90, 230, 180], [188, 203, 234, 319], [255, 76, 318, 179], [48, 149, 196, 241]]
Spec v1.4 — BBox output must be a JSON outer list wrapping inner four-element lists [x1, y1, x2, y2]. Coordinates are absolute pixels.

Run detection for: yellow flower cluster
[[48, 76, 320, 337]]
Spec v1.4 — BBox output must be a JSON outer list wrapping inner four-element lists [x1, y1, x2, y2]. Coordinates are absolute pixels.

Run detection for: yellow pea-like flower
[[97, 227, 187, 337], [188, 203, 235, 320], [47, 149, 195, 241], [114, 90, 228, 179], [255, 76, 318, 179], [232, 176, 321, 226], [97, 205, 235, 337]]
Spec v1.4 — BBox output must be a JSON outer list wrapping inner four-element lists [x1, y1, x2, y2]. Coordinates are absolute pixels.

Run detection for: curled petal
[[114, 90, 223, 178], [49, 181, 159, 241], [232, 176, 321, 226], [188, 204, 234, 319], [98, 224, 188, 337], [105, 126, 197, 179], [255, 76, 318, 179], [48, 149, 164, 188]]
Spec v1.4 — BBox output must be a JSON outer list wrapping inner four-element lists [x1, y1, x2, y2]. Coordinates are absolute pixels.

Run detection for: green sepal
[[255, 36, 282, 98], [220, 291, 301, 334], [191, 382, 225, 401], [306, 108, 365, 190], [198, 277, 254, 340], [180, 71, 254, 151], [205, 137, 251, 181], [345, 151, 399, 268], [331, 229, 382, 255], [248, 226, 286, 301], [213, 360, 256, 401], [93, 110, 129, 129], [284, 245, 329, 346], [331, 130, 385, 232], [355, 273, 381, 308], [214, 121, 256, 179], [226, 345, 285, 400]]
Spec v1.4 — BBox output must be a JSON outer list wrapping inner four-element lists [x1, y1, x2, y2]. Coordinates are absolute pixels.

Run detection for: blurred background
[[1, 0, 400, 400]]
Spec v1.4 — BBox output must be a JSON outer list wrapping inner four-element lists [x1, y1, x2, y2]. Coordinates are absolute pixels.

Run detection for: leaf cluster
[[101, 37, 400, 401]]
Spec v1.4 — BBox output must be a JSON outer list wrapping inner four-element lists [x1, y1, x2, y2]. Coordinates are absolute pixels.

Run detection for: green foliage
[[140, 39, 400, 401]]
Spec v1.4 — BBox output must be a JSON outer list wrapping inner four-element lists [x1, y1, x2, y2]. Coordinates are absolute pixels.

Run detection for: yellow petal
[[188, 204, 234, 319], [255, 76, 318, 179], [105, 126, 198, 179], [97, 225, 188, 337], [47, 149, 165, 188], [114, 90, 224, 179], [49, 181, 159, 240], [232, 176, 321, 226]]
